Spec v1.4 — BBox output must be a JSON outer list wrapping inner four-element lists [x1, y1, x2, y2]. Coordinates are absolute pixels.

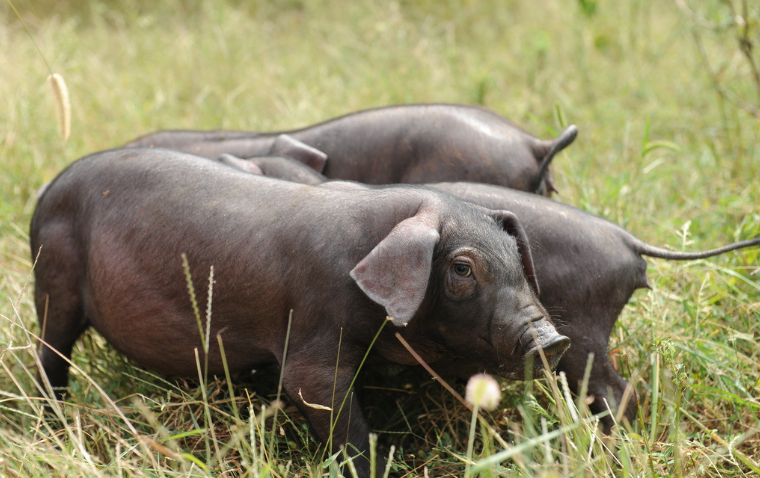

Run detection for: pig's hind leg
[[32, 235, 90, 402]]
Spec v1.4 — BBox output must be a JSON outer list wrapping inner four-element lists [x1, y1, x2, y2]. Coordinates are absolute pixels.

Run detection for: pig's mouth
[[506, 320, 571, 375], [514, 317, 570, 361], [490, 327, 570, 379]]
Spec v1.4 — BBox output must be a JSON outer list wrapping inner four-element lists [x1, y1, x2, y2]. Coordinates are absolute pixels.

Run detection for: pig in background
[[125, 103, 578, 197]]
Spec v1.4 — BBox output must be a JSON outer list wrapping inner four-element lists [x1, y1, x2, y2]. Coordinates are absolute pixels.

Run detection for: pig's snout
[[493, 313, 571, 379], [513, 317, 571, 373], [520, 321, 570, 373], [538, 335, 572, 357], [524, 334, 571, 371]]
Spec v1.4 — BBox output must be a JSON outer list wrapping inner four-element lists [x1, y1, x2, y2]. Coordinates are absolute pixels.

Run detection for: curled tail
[[532, 125, 579, 193], [635, 237, 760, 260]]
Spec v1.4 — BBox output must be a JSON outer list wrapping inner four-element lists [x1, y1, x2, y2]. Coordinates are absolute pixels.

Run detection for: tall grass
[[1, 0, 758, 476]]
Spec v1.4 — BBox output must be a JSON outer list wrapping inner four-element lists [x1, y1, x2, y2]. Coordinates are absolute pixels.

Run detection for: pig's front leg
[[281, 344, 380, 477]]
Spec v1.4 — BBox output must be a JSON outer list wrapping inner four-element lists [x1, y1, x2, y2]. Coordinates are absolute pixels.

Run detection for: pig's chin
[[450, 332, 569, 380], [494, 355, 557, 380], [494, 338, 571, 380]]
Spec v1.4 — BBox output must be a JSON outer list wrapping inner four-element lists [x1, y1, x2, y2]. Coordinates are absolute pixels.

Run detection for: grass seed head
[[48, 73, 71, 141]]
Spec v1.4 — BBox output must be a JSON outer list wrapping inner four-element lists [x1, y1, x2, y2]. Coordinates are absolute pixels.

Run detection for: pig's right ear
[[350, 210, 440, 327], [218, 153, 264, 175], [269, 134, 328, 173]]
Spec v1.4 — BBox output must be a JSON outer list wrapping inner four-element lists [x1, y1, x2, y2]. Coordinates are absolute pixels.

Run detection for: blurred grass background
[[1, 0, 758, 476]]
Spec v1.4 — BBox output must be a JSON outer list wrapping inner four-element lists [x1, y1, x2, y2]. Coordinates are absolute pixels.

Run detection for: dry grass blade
[[394, 332, 472, 413], [298, 388, 332, 411]]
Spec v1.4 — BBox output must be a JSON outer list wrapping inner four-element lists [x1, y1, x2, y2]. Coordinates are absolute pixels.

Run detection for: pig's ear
[[269, 134, 328, 173], [218, 153, 264, 175], [490, 210, 540, 296], [350, 209, 440, 327]]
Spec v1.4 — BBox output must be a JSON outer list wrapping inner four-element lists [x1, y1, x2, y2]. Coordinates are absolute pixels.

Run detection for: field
[[1, 0, 759, 476]]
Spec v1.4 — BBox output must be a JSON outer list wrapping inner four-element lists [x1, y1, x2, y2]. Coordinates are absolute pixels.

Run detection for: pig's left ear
[[490, 210, 540, 296], [269, 134, 328, 173], [350, 209, 440, 327], [218, 153, 264, 175]]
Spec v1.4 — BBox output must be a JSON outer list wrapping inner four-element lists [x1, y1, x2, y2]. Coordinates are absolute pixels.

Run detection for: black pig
[[125, 104, 578, 196], [31, 148, 571, 476]]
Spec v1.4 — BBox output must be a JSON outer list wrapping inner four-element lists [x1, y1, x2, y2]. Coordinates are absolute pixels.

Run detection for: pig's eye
[[453, 262, 472, 277]]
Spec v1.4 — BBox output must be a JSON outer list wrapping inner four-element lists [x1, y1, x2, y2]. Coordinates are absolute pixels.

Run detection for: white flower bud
[[465, 373, 501, 411]]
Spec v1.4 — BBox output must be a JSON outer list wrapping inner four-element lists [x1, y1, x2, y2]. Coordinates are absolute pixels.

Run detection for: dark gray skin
[[214, 154, 760, 431], [124, 104, 579, 196], [31, 148, 570, 477]]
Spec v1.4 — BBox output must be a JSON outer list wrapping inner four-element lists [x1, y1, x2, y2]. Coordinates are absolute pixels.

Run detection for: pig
[[31, 148, 571, 476], [212, 154, 760, 431], [430, 182, 760, 431], [124, 104, 578, 196]]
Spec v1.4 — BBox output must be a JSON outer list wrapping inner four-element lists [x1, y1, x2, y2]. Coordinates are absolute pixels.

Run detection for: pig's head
[[350, 198, 570, 378]]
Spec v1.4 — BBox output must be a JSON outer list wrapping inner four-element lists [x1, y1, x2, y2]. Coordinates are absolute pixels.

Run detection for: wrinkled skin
[[213, 155, 760, 431], [31, 148, 570, 477], [125, 103, 578, 196]]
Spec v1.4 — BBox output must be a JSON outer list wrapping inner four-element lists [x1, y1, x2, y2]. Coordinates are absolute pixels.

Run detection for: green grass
[[1, 0, 759, 476]]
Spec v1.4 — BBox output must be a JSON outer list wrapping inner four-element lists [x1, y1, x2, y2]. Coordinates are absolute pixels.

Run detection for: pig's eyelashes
[[453, 262, 472, 277]]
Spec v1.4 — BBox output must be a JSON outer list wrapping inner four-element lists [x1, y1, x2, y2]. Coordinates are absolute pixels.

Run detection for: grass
[[1, 0, 759, 476]]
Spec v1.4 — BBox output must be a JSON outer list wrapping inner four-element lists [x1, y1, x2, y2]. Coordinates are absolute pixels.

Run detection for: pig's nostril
[[542, 335, 571, 357], [524, 335, 571, 359]]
